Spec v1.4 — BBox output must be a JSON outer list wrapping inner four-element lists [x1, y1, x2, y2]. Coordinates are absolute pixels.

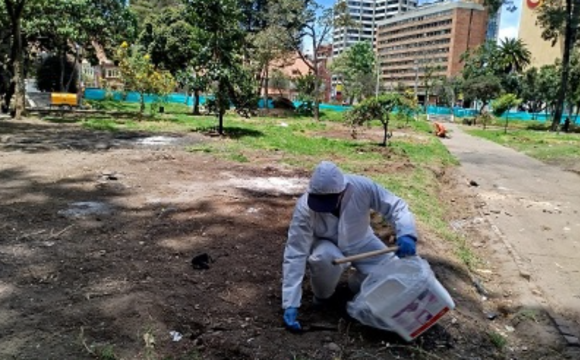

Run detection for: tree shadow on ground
[[0, 158, 575, 359], [0, 119, 206, 153], [525, 122, 580, 134], [194, 125, 264, 140]]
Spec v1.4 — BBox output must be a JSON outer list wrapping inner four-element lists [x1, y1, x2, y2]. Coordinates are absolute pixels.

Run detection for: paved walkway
[[443, 124, 580, 323]]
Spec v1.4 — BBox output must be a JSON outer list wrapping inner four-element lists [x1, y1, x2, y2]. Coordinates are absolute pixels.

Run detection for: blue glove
[[283, 307, 301, 331], [396, 235, 417, 258]]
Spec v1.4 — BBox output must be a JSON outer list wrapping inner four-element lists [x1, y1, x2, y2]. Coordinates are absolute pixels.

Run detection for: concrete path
[[443, 124, 580, 323]]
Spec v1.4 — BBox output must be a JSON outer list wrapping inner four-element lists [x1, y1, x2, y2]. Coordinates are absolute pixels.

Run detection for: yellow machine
[[50, 93, 78, 109]]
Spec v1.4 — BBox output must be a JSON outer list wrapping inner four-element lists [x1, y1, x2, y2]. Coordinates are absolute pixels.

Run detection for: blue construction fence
[[426, 106, 579, 123], [84, 89, 578, 122], [84, 88, 353, 113]]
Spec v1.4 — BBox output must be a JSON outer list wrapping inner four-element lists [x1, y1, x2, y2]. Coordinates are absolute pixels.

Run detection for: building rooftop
[[378, 0, 485, 27]]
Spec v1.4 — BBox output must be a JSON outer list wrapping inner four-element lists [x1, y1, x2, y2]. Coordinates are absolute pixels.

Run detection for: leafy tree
[[270, 69, 290, 97], [176, 70, 207, 115], [330, 41, 376, 104], [116, 43, 175, 115], [567, 51, 580, 121], [436, 76, 463, 121], [461, 41, 503, 80], [462, 75, 503, 114], [1, 0, 137, 115], [184, 0, 256, 134], [250, 24, 292, 113], [137, 5, 207, 114], [399, 90, 420, 126], [129, 0, 180, 27], [493, 93, 522, 134], [294, 74, 319, 116], [1, 3, 12, 112], [2, 0, 28, 119], [537, 0, 580, 130], [138, 6, 203, 75], [273, 0, 334, 121], [521, 67, 544, 117], [346, 93, 402, 147], [421, 61, 443, 111], [497, 38, 531, 74], [537, 64, 561, 116]]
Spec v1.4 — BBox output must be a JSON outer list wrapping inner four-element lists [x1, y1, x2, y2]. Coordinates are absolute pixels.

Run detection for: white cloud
[[498, 25, 519, 41], [498, 0, 522, 41]]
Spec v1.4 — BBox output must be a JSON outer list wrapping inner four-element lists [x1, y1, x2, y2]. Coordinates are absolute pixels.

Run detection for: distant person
[[434, 122, 446, 138], [563, 117, 571, 133]]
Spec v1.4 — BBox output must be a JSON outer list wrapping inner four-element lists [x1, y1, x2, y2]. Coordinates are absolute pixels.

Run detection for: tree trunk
[[60, 52, 66, 92], [218, 111, 224, 135], [11, 14, 25, 119], [65, 49, 80, 93], [263, 66, 269, 114], [193, 89, 200, 115], [504, 113, 509, 134], [551, 0, 575, 131], [139, 92, 145, 116], [381, 115, 390, 147], [313, 77, 320, 121]]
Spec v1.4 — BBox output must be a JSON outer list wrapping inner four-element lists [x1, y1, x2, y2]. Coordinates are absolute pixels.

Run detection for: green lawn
[[43, 102, 475, 267], [467, 128, 580, 162]]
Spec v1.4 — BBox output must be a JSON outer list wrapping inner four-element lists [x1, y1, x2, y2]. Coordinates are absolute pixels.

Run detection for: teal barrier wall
[[84, 89, 578, 121], [84, 88, 354, 112]]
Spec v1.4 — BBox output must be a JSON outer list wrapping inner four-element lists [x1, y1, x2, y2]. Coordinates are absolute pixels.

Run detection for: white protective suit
[[282, 172, 418, 310]]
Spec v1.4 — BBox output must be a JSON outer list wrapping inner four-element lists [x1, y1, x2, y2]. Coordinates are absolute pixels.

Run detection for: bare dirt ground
[[0, 118, 570, 359]]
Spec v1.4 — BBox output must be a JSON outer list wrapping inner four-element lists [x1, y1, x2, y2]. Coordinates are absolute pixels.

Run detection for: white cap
[[308, 161, 346, 194]]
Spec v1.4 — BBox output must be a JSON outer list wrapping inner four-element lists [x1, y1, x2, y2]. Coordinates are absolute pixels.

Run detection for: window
[[106, 68, 120, 78]]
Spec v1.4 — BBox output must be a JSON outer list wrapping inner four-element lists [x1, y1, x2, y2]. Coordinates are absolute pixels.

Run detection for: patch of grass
[[187, 145, 214, 153], [515, 308, 539, 323], [82, 119, 120, 132], [86, 99, 191, 114], [228, 152, 249, 163], [488, 331, 507, 350], [467, 128, 580, 162], [98, 345, 118, 360]]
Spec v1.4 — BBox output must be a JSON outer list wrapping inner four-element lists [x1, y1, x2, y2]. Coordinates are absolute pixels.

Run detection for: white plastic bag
[[347, 256, 454, 340]]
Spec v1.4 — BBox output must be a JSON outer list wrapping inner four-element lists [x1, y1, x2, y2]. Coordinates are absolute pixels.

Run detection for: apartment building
[[332, 0, 417, 56], [376, 1, 488, 99], [519, 0, 562, 67]]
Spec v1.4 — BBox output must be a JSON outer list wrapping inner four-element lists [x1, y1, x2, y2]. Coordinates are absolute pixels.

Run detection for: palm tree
[[498, 38, 532, 74]]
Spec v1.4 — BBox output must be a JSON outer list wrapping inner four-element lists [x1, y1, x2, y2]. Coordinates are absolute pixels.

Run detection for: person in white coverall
[[282, 161, 418, 331]]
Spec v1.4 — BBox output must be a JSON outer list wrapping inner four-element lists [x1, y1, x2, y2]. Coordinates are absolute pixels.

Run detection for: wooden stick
[[332, 247, 399, 265]]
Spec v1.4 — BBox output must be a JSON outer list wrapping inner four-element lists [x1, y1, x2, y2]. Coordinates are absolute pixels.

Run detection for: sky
[[317, 0, 522, 41]]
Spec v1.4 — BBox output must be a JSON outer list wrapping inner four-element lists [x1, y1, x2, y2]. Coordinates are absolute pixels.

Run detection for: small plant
[[99, 345, 118, 360], [228, 153, 249, 163], [492, 93, 523, 134], [187, 145, 214, 153], [514, 308, 538, 323], [346, 93, 403, 147], [79, 327, 118, 360], [488, 331, 507, 350]]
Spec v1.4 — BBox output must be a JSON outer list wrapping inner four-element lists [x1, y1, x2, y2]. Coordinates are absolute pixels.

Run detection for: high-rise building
[[332, 0, 417, 57], [376, 1, 488, 99], [486, 9, 501, 41], [519, 0, 563, 67]]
